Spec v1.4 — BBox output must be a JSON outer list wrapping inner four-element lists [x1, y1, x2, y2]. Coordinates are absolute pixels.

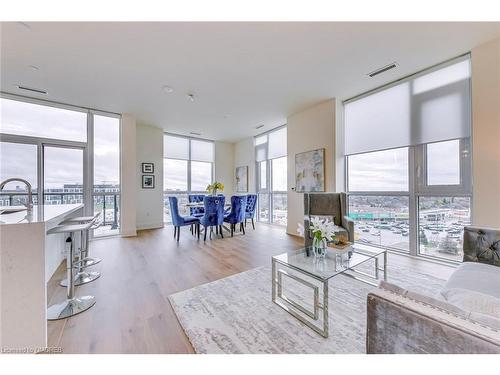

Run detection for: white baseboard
[[137, 222, 165, 230]]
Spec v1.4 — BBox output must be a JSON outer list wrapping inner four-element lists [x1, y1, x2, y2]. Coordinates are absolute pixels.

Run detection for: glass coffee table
[[272, 245, 387, 338]]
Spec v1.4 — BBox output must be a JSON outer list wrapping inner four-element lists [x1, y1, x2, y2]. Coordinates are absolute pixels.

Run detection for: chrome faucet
[[0, 178, 33, 212]]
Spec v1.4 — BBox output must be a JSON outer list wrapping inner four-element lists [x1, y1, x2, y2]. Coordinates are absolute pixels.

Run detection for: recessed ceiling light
[[17, 22, 32, 31], [189, 132, 201, 136], [255, 124, 264, 129], [162, 85, 174, 93], [16, 85, 47, 95], [187, 93, 195, 102]]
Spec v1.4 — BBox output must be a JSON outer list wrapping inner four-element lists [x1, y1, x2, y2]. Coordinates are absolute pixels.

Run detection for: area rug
[[168, 262, 447, 354]]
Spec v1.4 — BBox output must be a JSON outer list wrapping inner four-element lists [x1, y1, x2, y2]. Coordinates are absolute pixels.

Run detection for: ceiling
[[1, 22, 499, 142]]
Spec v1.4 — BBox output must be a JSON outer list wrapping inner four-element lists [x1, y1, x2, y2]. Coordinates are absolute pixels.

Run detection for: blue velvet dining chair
[[168, 196, 200, 242], [224, 195, 248, 237], [199, 196, 226, 241], [188, 194, 205, 217], [245, 194, 257, 230]]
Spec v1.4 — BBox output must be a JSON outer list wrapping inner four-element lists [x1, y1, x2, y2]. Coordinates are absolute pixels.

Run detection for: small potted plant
[[206, 181, 224, 196], [298, 217, 340, 258]]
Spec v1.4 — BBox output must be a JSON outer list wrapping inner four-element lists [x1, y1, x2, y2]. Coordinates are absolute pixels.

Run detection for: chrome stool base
[[76, 257, 102, 268], [47, 296, 96, 320], [60, 271, 101, 287]]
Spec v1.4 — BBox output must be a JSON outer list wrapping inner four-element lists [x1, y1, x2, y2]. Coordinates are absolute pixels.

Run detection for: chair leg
[[173, 226, 177, 238], [231, 224, 234, 237], [203, 226, 207, 241], [245, 218, 247, 227], [197, 224, 200, 240], [176, 226, 180, 242], [242, 222, 246, 235], [252, 218, 255, 230], [190, 224, 193, 234], [219, 225, 224, 239]]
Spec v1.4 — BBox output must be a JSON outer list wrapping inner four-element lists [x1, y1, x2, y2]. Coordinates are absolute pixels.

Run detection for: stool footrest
[[47, 296, 96, 320], [60, 271, 100, 287]]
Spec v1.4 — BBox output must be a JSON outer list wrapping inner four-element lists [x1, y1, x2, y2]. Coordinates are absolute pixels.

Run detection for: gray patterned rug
[[168, 262, 447, 354]]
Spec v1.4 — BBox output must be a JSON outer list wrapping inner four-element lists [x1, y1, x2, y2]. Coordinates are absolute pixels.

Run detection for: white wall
[[136, 124, 164, 230], [234, 137, 256, 193], [215, 141, 235, 196], [471, 38, 500, 228], [286, 99, 337, 236], [120, 113, 137, 236]]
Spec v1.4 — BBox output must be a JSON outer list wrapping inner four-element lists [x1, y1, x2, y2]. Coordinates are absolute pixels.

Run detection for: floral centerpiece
[[206, 181, 224, 196], [298, 217, 340, 258]]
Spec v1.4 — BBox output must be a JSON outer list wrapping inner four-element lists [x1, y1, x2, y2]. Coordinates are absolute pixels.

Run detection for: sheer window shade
[[268, 127, 287, 159], [191, 139, 214, 162], [164, 135, 189, 159], [344, 57, 471, 155]]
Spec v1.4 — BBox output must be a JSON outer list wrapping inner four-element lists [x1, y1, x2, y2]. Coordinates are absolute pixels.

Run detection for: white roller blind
[[344, 57, 471, 155], [255, 144, 267, 162], [268, 127, 287, 159], [191, 139, 214, 162], [164, 134, 189, 159]]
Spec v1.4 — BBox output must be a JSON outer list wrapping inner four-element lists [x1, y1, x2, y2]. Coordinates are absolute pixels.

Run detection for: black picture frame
[[142, 163, 154, 173], [142, 175, 155, 189]]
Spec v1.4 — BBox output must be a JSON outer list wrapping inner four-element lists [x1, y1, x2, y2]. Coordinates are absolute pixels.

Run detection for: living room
[[1, 1, 499, 373]]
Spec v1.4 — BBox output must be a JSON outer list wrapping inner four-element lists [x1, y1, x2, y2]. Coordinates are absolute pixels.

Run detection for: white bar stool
[[46, 223, 96, 320], [62, 213, 102, 268]]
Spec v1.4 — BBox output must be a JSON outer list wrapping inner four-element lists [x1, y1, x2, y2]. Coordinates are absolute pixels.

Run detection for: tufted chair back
[[200, 196, 225, 227], [245, 194, 257, 218], [168, 196, 182, 226], [225, 195, 248, 224], [188, 194, 206, 216]]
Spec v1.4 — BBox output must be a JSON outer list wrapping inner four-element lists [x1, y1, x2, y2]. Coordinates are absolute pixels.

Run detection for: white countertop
[[0, 204, 83, 225]]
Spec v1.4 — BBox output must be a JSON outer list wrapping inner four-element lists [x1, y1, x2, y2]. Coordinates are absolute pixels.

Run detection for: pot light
[[162, 85, 174, 93], [187, 93, 195, 102]]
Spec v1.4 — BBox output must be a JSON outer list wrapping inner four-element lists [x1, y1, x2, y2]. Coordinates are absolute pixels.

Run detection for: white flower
[[297, 223, 305, 236], [305, 217, 339, 241]]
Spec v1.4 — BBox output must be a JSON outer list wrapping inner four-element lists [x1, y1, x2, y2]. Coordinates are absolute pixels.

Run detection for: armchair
[[303, 192, 354, 247]]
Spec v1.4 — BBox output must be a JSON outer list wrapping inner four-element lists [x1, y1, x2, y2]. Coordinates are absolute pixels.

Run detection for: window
[[163, 134, 214, 222], [348, 148, 408, 192], [0, 95, 121, 237], [93, 115, 121, 236], [0, 97, 87, 142], [426, 140, 460, 185], [345, 56, 472, 261], [0, 142, 38, 206], [255, 126, 287, 225]]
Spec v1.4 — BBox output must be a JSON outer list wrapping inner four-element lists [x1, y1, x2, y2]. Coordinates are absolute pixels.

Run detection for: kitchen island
[[0, 204, 84, 351]]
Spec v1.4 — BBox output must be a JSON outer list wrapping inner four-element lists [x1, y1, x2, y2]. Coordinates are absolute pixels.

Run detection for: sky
[[0, 99, 119, 190]]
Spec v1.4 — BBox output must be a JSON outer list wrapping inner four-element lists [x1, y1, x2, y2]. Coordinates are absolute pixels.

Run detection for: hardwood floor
[[46, 223, 455, 353]]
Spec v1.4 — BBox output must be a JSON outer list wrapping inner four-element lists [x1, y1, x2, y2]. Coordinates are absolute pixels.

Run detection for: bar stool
[[47, 223, 96, 320], [59, 214, 101, 287]]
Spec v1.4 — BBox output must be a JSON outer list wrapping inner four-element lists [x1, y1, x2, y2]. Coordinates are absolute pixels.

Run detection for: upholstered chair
[[224, 195, 248, 237], [244, 194, 257, 230], [303, 192, 354, 247], [199, 196, 226, 241], [188, 194, 206, 217], [463, 226, 500, 266], [168, 196, 200, 242]]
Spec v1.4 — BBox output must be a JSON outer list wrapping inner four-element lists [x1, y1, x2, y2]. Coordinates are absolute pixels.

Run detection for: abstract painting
[[295, 148, 325, 192], [235, 166, 248, 192]]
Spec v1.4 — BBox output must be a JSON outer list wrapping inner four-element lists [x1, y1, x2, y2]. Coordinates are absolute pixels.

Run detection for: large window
[[163, 134, 214, 222], [255, 126, 287, 225], [345, 56, 472, 262], [0, 95, 121, 237]]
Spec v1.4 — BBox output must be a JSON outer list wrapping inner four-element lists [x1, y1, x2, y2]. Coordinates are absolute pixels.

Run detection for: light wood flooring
[[46, 223, 455, 353]]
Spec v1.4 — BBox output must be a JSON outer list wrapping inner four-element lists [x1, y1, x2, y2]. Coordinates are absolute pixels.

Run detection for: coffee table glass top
[[272, 245, 386, 281]]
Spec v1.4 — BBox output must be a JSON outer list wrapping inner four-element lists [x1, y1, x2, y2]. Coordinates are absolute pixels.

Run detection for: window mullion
[[408, 146, 418, 256]]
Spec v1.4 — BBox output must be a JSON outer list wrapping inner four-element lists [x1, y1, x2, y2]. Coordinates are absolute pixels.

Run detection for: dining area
[[167, 182, 258, 242]]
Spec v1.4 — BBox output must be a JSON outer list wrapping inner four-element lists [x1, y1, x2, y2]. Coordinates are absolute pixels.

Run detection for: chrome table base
[[47, 296, 96, 320]]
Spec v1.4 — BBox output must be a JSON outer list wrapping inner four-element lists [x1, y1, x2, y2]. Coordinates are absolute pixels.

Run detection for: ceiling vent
[[189, 132, 201, 136], [17, 85, 47, 95], [255, 125, 264, 130], [367, 62, 397, 78]]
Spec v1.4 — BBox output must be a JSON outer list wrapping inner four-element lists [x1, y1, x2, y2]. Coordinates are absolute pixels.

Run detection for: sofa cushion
[[442, 262, 500, 299], [442, 288, 500, 319]]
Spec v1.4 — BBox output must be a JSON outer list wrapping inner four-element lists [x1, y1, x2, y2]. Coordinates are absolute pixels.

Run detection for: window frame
[[0, 92, 122, 237]]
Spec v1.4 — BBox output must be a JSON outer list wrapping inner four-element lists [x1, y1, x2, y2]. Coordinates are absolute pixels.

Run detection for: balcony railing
[[0, 191, 120, 236]]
